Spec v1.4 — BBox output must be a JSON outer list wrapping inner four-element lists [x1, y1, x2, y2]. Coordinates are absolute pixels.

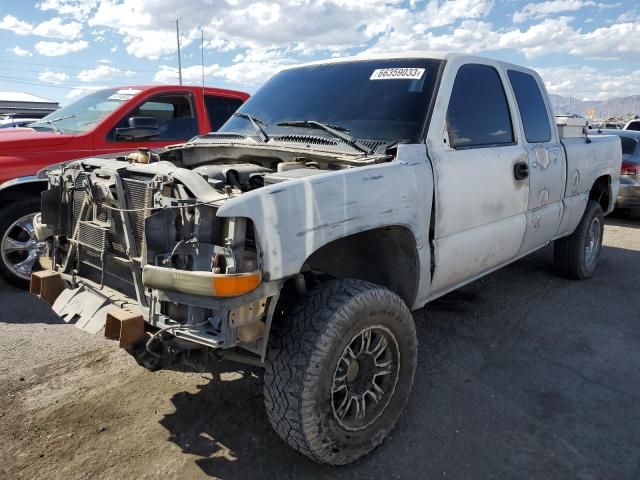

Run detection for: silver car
[[595, 129, 640, 217]]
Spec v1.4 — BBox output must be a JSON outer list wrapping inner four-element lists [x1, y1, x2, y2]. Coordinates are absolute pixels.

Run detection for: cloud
[[513, 0, 595, 23], [0, 14, 82, 40], [66, 85, 107, 99], [536, 65, 640, 100], [7, 46, 32, 57], [84, 0, 495, 61], [77, 65, 135, 82], [35, 40, 89, 56], [38, 69, 70, 84], [0, 15, 32, 35], [33, 17, 82, 40], [37, 0, 95, 21]]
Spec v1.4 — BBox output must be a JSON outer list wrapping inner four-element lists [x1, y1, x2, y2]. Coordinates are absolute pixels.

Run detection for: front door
[[427, 60, 529, 294]]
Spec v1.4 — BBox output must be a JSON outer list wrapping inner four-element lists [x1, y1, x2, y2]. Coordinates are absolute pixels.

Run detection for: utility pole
[[176, 19, 183, 85], [568, 83, 573, 114]]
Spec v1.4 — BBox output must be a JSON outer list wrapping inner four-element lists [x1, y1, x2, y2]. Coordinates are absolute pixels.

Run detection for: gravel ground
[[0, 216, 639, 480]]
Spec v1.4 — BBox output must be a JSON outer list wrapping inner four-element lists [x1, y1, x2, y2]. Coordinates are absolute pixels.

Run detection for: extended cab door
[[426, 59, 529, 294], [506, 69, 566, 254]]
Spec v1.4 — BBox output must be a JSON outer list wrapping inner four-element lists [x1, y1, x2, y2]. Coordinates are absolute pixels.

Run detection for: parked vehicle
[[33, 53, 621, 465], [0, 118, 40, 129], [593, 129, 640, 217], [0, 85, 248, 286], [624, 119, 640, 131]]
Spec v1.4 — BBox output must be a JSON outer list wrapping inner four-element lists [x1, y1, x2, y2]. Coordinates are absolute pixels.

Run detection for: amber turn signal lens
[[212, 271, 262, 297]]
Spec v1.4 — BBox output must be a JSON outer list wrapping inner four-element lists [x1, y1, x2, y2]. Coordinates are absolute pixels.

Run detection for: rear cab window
[[205, 96, 243, 132], [446, 64, 514, 149], [507, 70, 552, 143]]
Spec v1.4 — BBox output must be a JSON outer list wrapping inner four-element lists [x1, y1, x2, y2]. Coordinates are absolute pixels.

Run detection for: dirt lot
[[1, 216, 639, 480]]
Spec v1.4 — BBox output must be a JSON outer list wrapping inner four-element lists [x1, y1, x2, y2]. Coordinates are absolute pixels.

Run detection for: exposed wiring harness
[[145, 319, 211, 358]]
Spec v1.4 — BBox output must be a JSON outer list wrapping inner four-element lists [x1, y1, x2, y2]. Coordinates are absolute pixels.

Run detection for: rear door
[[507, 69, 566, 254], [427, 58, 529, 293]]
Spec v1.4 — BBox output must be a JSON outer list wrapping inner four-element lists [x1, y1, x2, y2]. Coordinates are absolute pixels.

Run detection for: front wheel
[[553, 200, 604, 280], [263, 279, 417, 465], [0, 199, 44, 288]]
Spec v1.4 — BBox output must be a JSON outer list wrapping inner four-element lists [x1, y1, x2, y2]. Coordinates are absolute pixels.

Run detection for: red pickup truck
[[0, 84, 249, 287]]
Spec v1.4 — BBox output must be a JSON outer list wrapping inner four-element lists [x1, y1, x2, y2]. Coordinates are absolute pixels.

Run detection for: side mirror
[[115, 116, 160, 140]]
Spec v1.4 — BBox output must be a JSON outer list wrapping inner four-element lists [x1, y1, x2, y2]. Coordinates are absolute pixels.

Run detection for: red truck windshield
[[30, 88, 140, 134], [220, 58, 443, 143]]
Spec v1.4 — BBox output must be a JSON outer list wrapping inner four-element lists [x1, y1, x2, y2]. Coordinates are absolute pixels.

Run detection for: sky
[[0, 0, 638, 105]]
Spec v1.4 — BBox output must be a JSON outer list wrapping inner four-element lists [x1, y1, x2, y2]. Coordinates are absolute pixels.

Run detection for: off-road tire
[[263, 278, 417, 465], [553, 200, 604, 280], [0, 199, 41, 288]]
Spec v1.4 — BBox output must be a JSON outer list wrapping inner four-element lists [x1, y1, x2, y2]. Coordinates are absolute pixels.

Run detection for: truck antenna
[[201, 29, 206, 121], [176, 19, 183, 85]]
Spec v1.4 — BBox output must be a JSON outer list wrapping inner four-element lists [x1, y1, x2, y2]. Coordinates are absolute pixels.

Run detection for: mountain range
[[548, 94, 640, 120]]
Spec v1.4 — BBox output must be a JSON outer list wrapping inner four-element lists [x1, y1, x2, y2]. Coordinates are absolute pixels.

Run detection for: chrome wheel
[[331, 325, 400, 431], [1, 213, 45, 281], [584, 216, 601, 270]]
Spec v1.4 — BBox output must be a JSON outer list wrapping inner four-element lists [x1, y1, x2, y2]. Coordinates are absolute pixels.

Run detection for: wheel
[[0, 199, 44, 288], [263, 278, 417, 465], [553, 200, 604, 280]]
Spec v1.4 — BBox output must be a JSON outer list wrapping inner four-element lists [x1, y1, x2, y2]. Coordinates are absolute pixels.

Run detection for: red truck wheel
[[0, 199, 44, 288]]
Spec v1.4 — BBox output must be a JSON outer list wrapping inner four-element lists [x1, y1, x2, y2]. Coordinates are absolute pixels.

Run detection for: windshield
[[219, 59, 443, 144], [30, 88, 141, 134]]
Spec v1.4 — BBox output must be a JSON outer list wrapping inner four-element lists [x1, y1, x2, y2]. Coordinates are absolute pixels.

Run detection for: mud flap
[[52, 285, 113, 334]]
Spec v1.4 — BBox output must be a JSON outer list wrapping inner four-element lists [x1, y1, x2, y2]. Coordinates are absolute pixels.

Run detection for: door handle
[[514, 161, 529, 180]]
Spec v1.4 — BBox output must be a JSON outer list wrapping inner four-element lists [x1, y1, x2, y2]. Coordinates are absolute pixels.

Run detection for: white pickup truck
[[34, 52, 621, 465]]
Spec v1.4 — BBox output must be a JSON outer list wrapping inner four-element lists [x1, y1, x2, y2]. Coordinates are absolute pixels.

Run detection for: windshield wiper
[[31, 114, 75, 134], [233, 112, 269, 143], [277, 120, 374, 155]]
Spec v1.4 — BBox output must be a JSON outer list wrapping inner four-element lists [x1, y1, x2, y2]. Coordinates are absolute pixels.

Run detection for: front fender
[[217, 144, 434, 307], [0, 176, 48, 204]]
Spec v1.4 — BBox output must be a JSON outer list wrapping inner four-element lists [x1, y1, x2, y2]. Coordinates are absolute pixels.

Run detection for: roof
[[0, 92, 57, 104], [281, 51, 533, 75]]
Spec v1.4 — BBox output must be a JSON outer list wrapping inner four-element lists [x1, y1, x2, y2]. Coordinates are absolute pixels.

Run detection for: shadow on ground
[[160, 243, 640, 480]]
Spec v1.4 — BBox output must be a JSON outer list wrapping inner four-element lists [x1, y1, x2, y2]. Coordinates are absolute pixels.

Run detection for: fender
[[217, 144, 435, 309], [0, 175, 48, 205]]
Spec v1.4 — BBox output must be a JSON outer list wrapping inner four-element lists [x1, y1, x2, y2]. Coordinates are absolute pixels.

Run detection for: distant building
[[0, 92, 59, 119]]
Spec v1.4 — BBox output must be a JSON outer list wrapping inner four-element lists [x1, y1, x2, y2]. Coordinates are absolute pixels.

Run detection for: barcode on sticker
[[370, 68, 425, 80]]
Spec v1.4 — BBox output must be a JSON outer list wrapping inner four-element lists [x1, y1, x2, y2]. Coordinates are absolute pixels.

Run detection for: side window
[[446, 64, 514, 149], [508, 70, 552, 143], [627, 121, 640, 131], [110, 94, 197, 142], [204, 95, 243, 132]]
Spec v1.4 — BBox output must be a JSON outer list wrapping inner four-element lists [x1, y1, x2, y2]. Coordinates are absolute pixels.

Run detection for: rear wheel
[[263, 279, 417, 465], [553, 200, 604, 280], [0, 199, 44, 288]]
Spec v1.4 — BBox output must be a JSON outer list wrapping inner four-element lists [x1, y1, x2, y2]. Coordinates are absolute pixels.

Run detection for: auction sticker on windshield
[[370, 68, 425, 80]]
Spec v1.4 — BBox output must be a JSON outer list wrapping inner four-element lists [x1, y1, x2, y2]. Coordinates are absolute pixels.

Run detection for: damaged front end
[[36, 157, 280, 367]]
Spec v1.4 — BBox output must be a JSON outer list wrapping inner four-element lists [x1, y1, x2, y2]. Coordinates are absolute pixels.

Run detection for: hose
[[145, 319, 211, 358]]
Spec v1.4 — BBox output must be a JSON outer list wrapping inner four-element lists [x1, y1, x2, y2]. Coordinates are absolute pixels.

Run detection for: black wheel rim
[[331, 325, 400, 431]]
